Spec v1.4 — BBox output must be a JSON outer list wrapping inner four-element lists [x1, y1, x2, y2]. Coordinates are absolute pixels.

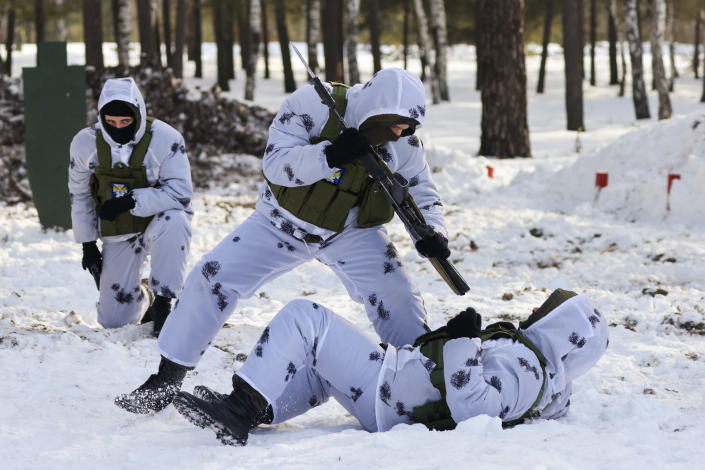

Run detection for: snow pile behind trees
[[550, 112, 705, 230]]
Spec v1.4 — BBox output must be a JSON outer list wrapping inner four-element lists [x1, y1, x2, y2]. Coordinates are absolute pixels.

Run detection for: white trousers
[[237, 299, 385, 431], [97, 209, 192, 328], [158, 210, 428, 366]]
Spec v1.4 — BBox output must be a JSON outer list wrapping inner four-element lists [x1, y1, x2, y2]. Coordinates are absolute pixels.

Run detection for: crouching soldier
[[172, 289, 610, 445], [69, 77, 193, 335]]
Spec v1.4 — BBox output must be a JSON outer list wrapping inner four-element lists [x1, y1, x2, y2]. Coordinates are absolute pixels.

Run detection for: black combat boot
[[192, 385, 226, 402], [114, 356, 190, 414], [173, 375, 272, 446], [140, 295, 172, 337], [150, 295, 173, 337]]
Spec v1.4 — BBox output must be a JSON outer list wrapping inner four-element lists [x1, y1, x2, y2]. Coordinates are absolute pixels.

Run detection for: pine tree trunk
[[475, 0, 483, 90], [192, 0, 202, 78], [274, 0, 295, 92], [83, 0, 104, 71], [213, 0, 229, 90], [35, 0, 45, 44], [650, 0, 671, 118], [115, 0, 131, 73], [563, 0, 585, 131], [306, 0, 321, 74], [537, 0, 554, 94], [223, 0, 234, 79], [666, 0, 677, 90], [368, 0, 381, 73], [345, 0, 360, 84], [239, 0, 249, 74], [694, 10, 703, 79], [261, 0, 270, 79], [245, 0, 261, 100], [322, 0, 344, 82], [625, 0, 650, 119], [429, 0, 450, 100], [4, 2, 15, 76], [589, 0, 596, 85], [478, 0, 530, 158], [608, 0, 619, 85], [137, 0, 159, 66], [163, 0, 173, 68], [172, 0, 186, 78], [412, 0, 440, 103]]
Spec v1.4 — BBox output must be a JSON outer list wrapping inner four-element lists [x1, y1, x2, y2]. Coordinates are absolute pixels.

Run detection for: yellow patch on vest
[[111, 182, 129, 198]]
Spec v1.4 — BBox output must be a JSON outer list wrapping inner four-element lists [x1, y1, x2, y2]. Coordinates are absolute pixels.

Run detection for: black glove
[[99, 193, 135, 221], [446, 307, 482, 339], [324, 128, 371, 168], [81, 241, 102, 274], [415, 227, 450, 259]]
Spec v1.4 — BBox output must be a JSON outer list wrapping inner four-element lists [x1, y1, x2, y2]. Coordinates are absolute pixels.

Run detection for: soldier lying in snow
[[171, 289, 609, 445]]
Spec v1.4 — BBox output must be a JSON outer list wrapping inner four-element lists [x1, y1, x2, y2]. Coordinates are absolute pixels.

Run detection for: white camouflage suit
[[158, 68, 446, 366], [235, 294, 609, 431], [68, 78, 193, 328]]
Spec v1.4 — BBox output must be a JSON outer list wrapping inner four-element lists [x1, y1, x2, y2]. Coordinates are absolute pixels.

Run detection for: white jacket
[[255, 68, 446, 242], [68, 77, 193, 243], [375, 294, 610, 431]]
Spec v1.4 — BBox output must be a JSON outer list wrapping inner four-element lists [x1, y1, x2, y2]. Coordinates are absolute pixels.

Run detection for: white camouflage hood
[[345, 68, 426, 129], [97, 77, 148, 146], [521, 293, 609, 393]]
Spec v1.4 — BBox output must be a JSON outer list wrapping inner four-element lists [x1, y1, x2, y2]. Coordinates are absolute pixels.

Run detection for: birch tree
[[429, 0, 449, 100], [345, 0, 360, 84], [115, 0, 131, 73], [306, 0, 321, 74], [244, 0, 261, 100], [650, 0, 671, 119], [412, 0, 440, 104], [625, 0, 650, 119], [478, 0, 530, 158], [666, 0, 677, 90]]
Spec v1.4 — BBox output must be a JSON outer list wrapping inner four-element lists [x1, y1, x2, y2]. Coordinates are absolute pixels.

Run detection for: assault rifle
[[290, 43, 469, 295]]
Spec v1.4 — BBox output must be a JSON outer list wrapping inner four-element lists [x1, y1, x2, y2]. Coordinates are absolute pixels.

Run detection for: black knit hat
[[101, 100, 135, 117]]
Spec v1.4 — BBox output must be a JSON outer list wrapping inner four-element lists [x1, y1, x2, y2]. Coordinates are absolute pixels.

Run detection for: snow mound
[[551, 112, 705, 230]]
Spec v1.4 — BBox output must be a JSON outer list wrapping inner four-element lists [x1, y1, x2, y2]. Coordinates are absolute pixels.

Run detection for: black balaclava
[[359, 114, 418, 147], [100, 100, 137, 145]]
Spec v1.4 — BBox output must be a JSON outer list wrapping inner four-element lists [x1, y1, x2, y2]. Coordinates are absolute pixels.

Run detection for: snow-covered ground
[[2, 42, 705, 469]]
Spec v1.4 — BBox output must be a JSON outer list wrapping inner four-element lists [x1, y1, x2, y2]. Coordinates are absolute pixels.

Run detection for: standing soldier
[[69, 77, 193, 335], [115, 68, 451, 414]]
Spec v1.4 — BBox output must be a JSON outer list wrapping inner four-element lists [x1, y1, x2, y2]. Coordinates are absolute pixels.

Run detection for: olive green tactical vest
[[91, 118, 155, 237], [266, 83, 394, 234], [411, 323, 548, 431]]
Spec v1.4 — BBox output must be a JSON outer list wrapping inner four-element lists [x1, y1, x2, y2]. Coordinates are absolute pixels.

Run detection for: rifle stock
[[290, 43, 469, 296]]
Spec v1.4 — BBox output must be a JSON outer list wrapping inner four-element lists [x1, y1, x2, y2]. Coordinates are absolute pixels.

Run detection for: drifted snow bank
[[549, 112, 705, 230]]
